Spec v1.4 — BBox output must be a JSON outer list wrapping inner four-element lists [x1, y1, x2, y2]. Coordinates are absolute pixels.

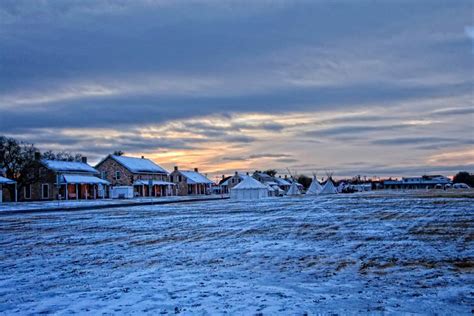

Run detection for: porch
[[133, 180, 176, 197]]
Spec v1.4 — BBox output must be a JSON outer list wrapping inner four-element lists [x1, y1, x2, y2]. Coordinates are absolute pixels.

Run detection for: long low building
[[20, 154, 110, 201], [383, 175, 451, 190]]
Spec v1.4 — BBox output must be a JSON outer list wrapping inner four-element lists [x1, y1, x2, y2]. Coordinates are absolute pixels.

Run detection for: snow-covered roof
[[61, 174, 110, 185], [0, 176, 15, 184], [274, 178, 291, 186], [320, 179, 337, 194], [42, 160, 98, 174], [221, 173, 247, 186], [179, 171, 214, 184], [232, 176, 267, 190], [286, 182, 301, 195], [133, 180, 175, 186], [111, 155, 168, 174]]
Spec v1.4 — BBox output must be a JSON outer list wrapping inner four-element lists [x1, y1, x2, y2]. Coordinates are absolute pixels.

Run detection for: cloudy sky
[[1, 0, 473, 179]]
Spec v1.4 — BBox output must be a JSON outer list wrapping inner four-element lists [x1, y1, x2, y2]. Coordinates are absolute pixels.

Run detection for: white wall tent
[[286, 181, 301, 196], [306, 176, 323, 195], [320, 178, 338, 194], [230, 176, 269, 200]]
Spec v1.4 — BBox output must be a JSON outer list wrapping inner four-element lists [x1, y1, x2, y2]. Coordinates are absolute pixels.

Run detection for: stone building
[[169, 167, 213, 196], [20, 153, 109, 201], [95, 155, 174, 197]]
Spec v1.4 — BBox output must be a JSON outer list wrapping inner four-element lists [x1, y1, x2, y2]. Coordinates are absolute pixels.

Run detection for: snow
[[111, 155, 168, 174], [274, 178, 291, 186], [42, 159, 98, 173], [286, 182, 301, 195], [62, 174, 110, 185], [179, 171, 214, 184], [0, 194, 472, 314], [232, 176, 267, 189], [0, 176, 15, 184]]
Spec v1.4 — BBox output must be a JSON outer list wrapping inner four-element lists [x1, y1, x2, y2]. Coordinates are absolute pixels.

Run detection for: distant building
[[383, 175, 451, 190], [95, 155, 174, 197], [220, 172, 248, 194], [20, 153, 109, 201], [252, 172, 275, 184], [169, 167, 214, 196]]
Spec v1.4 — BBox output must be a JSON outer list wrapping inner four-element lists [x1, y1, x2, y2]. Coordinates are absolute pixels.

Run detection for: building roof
[[219, 176, 232, 186], [42, 159, 98, 174], [274, 177, 291, 186], [221, 173, 247, 186], [253, 172, 274, 182], [111, 155, 168, 174], [0, 176, 16, 184], [61, 174, 110, 185], [232, 176, 267, 190], [179, 170, 214, 184]]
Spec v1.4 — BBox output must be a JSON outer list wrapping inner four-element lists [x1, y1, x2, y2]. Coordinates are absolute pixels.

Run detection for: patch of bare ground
[[277, 255, 323, 272], [335, 260, 356, 272], [358, 258, 474, 275], [409, 221, 472, 241]]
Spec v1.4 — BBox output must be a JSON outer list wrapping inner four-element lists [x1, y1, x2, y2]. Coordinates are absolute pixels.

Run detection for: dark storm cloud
[[0, 0, 472, 170]]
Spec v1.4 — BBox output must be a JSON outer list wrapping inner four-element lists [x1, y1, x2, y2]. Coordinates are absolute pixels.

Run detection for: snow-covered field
[[0, 195, 472, 314]]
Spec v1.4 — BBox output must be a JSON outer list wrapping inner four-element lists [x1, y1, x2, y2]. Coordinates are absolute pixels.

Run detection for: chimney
[[222, 175, 225, 180], [174, 166, 178, 171], [81, 157, 88, 164], [284, 175, 288, 179], [235, 171, 238, 176], [141, 156, 145, 159], [246, 172, 249, 176], [34, 152, 41, 161], [194, 168, 199, 172]]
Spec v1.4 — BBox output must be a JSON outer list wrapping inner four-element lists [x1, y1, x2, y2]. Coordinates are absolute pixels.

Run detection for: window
[[41, 184, 49, 199], [24, 185, 31, 200], [101, 171, 107, 179], [115, 171, 121, 180], [178, 175, 182, 182], [170, 175, 174, 182]]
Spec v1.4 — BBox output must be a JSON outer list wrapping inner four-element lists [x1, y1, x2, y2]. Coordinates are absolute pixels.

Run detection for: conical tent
[[306, 176, 323, 195], [286, 181, 301, 195], [320, 178, 337, 194], [230, 176, 269, 200]]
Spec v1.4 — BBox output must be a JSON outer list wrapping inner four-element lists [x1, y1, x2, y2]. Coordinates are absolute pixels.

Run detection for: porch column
[[85, 185, 88, 200], [75, 184, 79, 200], [93, 185, 96, 199], [65, 184, 68, 200], [14, 183, 17, 202]]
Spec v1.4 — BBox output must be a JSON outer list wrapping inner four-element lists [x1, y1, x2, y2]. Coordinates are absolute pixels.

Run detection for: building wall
[[96, 157, 135, 186], [169, 170, 189, 195], [19, 161, 58, 201]]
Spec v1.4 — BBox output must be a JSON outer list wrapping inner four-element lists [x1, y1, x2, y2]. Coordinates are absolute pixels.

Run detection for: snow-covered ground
[[0, 195, 227, 213], [0, 195, 472, 314]]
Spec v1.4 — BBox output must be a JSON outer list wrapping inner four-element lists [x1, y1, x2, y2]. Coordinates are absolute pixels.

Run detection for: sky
[[0, 0, 473, 180]]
